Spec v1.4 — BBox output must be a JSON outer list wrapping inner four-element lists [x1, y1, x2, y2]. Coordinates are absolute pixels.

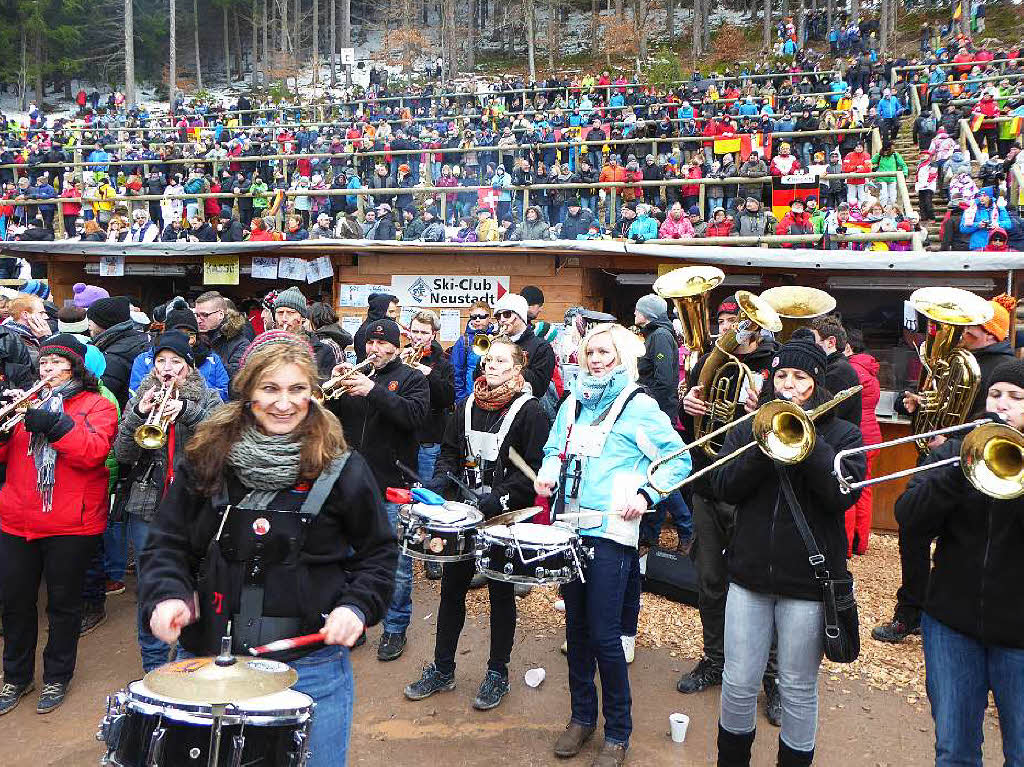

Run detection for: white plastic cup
[[524, 667, 546, 688], [669, 713, 690, 743]]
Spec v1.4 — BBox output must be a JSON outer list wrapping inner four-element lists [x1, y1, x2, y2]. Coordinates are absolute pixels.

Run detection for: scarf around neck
[[226, 426, 303, 492], [473, 373, 527, 411], [33, 379, 83, 513]]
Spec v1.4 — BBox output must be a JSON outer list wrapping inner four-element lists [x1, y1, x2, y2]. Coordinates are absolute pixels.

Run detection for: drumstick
[[507, 447, 538, 482], [248, 633, 325, 656]]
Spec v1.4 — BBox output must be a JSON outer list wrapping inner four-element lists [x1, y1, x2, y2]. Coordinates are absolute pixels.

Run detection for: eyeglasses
[[496, 310, 515, 320], [470, 313, 490, 320], [194, 309, 223, 320]]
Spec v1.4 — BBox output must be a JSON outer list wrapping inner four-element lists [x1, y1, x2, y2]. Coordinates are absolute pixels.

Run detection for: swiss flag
[[478, 188, 499, 212]]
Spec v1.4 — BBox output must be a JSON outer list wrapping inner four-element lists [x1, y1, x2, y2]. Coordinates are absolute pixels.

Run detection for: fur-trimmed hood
[[220, 308, 248, 341], [137, 367, 210, 402]]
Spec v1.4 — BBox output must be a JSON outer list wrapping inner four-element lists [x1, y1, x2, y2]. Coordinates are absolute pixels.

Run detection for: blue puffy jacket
[[129, 348, 229, 401], [450, 324, 485, 401], [537, 367, 691, 548], [627, 213, 659, 241], [960, 201, 1013, 250], [877, 96, 904, 119]]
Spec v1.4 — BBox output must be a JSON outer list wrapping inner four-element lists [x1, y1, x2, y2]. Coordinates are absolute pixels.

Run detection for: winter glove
[[24, 407, 73, 439], [634, 235, 646, 243], [478, 491, 505, 519]]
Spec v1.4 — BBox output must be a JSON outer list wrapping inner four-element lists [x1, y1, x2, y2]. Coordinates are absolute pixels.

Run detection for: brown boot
[[590, 742, 627, 767], [554, 721, 596, 758]]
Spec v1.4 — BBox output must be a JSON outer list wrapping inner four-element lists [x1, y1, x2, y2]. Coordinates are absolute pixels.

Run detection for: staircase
[[893, 132, 943, 251]]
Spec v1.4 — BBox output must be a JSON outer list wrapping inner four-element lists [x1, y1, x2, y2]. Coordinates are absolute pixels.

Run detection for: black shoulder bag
[[777, 466, 860, 664]]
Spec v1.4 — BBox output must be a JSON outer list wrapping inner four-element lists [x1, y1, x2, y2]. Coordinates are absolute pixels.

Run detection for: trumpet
[[647, 386, 863, 495], [833, 419, 1024, 500], [134, 381, 179, 449], [400, 340, 431, 366], [320, 357, 376, 400], [472, 333, 495, 357], [0, 376, 58, 434]]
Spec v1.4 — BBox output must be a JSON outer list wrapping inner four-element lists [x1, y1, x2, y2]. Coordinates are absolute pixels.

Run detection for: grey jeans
[[720, 583, 824, 751]]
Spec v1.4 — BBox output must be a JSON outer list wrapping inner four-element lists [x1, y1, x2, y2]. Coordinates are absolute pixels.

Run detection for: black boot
[[777, 737, 814, 766], [717, 723, 755, 767]]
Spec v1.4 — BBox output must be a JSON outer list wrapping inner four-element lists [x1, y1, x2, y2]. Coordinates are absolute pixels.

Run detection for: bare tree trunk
[[125, 0, 136, 106], [547, 0, 556, 72], [18, 28, 27, 112], [263, 0, 270, 83], [826, 0, 833, 44], [702, 0, 710, 50], [281, 0, 289, 53], [35, 33, 43, 107], [252, 0, 260, 86], [796, 0, 805, 47], [193, 0, 203, 90], [850, 0, 859, 24], [224, 5, 232, 84], [169, 0, 177, 106], [762, 0, 771, 52], [692, 0, 703, 57], [329, 0, 337, 85], [665, 0, 674, 38], [233, 10, 243, 79], [294, 0, 301, 65], [959, 0, 971, 38], [525, 0, 536, 80], [466, 0, 476, 68], [313, 0, 319, 85], [590, 0, 600, 52]]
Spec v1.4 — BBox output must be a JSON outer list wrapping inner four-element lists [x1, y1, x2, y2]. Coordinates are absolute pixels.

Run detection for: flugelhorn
[[321, 357, 376, 400], [647, 386, 863, 495], [653, 265, 724, 372], [134, 381, 179, 449], [833, 419, 1024, 500], [759, 286, 836, 343], [693, 291, 783, 457], [0, 376, 58, 434]]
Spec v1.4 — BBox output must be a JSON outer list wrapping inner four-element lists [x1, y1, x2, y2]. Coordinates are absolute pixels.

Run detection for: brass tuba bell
[[653, 266, 725, 373], [759, 286, 837, 343]]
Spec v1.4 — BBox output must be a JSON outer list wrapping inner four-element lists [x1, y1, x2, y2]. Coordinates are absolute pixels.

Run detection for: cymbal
[[144, 655, 298, 704], [481, 506, 542, 528]]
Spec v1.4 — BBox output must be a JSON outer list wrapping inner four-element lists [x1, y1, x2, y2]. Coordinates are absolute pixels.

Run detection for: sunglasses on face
[[470, 313, 490, 320], [496, 310, 515, 320]]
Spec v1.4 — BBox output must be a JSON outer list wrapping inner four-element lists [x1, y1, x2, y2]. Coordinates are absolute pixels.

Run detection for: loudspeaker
[[642, 546, 699, 606]]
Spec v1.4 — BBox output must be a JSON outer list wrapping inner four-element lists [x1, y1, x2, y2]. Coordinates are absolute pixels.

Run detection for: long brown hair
[[186, 343, 347, 494]]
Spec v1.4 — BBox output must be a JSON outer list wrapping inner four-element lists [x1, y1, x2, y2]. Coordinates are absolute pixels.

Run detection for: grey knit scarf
[[226, 427, 303, 498]]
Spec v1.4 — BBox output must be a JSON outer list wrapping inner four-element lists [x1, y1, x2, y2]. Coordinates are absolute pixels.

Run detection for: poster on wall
[[338, 283, 391, 307], [391, 275, 510, 308]]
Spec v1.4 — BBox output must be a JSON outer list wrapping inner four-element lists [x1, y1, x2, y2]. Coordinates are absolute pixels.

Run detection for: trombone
[[134, 381, 179, 449], [321, 357, 376, 400], [833, 419, 1024, 500], [647, 385, 863, 495]]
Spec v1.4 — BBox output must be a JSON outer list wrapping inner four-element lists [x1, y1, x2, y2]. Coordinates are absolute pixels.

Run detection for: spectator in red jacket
[[984, 227, 1014, 251], [680, 159, 703, 212], [769, 142, 802, 176], [774, 198, 814, 245], [845, 329, 881, 556], [704, 207, 735, 237], [0, 334, 118, 715], [842, 141, 873, 207]]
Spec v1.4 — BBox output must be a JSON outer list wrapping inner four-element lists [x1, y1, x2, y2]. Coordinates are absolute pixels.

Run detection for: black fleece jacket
[[138, 452, 398, 657], [415, 340, 456, 444], [896, 435, 1024, 648], [638, 318, 680, 420], [825, 349, 863, 428], [429, 394, 548, 518], [711, 408, 865, 602], [328, 356, 429, 492]]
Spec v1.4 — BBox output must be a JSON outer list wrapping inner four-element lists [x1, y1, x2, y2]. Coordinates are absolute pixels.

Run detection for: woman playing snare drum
[[404, 337, 548, 711], [535, 323, 691, 767]]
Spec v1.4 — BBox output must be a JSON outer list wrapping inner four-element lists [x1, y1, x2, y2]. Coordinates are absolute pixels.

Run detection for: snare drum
[[397, 501, 483, 562], [477, 522, 585, 585], [98, 680, 313, 766]]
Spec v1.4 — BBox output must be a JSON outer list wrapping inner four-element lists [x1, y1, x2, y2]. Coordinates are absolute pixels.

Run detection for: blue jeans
[[104, 520, 128, 580], [178, 645, 353, 767], [127, 516, 171, 672], [720, 583, 823, 751], [639, 490, 693, 544], [418, 443, 441, 485], [382, 501, 414, 634], [563, 536, 639, 747], [922, 612, 1024, 766]]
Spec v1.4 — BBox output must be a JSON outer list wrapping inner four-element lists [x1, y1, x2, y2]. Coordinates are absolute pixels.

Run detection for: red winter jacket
[[848, 353, 881, 446], [0, 390, 117, 540]]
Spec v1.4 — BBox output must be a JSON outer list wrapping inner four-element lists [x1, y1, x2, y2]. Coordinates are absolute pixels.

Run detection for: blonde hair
[[9, 294, 42, 321], [578, 323, 645, 382]]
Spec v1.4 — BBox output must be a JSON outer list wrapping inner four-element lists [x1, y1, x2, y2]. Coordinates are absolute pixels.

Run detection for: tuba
[[759, 286, 837, 343], [694, 291, 782, 456], [908, 287, 992, 455], [653, 265, 725, 373]]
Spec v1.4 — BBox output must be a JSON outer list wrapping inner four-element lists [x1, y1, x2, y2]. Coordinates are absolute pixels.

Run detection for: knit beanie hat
[[274, 286, 310, 318], [165, 305, 199, 334], [153, 330, 195, 367], [770, 332, 828, 388], [20, 279, 51, 301], [717, 294, 741, 317], [86, 296, 132, 329], [635, 294, 668, 322], [493, 294, 530, 325], [39, 333, 87, 367], [239, 330, 315, 368], [982, 294, 1015, 342], [72, 282, 110, 309], [365, 318, 402, 347], [987, 358, 1024, 392]]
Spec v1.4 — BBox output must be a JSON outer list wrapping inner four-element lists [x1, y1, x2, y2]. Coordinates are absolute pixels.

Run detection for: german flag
[[771, 176, 820, 221], [714, 135, 742, 154], [1008, 116, 1023, 136]]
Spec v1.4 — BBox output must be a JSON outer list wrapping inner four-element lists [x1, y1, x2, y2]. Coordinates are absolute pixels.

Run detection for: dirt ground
[[0, 563, 1010, 767]]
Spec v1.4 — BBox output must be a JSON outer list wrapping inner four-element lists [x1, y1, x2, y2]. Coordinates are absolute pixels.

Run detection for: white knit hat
[[494, 293, 530, 324]]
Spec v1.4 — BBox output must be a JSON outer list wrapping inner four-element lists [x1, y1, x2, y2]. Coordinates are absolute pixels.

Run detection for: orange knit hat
[[982, 294, 1016, 342]]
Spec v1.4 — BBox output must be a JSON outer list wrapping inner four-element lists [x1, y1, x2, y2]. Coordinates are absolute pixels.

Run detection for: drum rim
[[399, 542, 478, 562], [400, 506, 484, 529], [476, 568, 576, 585], [122, 682, 313, 725], [478, 528, 577, 547]]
